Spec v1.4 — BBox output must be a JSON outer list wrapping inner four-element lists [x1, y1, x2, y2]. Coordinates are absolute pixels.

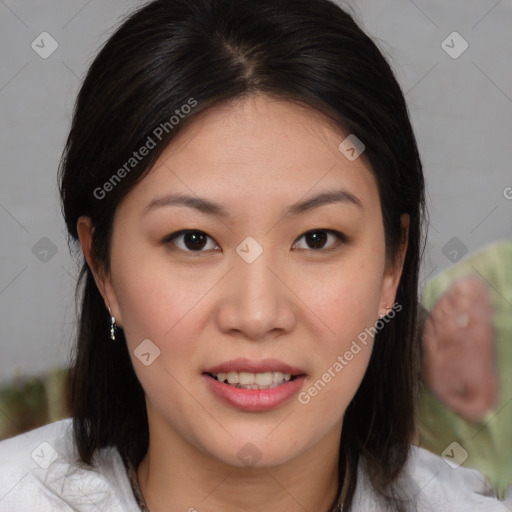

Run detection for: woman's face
[[84, 94, 406, 468]]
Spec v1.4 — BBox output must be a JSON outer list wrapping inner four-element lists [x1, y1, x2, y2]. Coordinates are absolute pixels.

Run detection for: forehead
[[118, 94, 380, 217]]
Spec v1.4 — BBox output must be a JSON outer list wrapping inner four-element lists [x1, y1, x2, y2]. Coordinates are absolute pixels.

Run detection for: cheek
[[110, 250, 219, 375], [111, 233, 216, 334], [112, 264, 210, 414], [299, 257, 384, 342], [297, 265, 379, 428], [293, 250, 384, 414]]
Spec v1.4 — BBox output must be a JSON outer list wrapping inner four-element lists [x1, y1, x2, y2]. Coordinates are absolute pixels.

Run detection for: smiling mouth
[[205, 371, 301, 390]]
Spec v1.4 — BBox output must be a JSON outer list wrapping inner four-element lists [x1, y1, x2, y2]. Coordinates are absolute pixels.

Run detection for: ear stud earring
[[379, 306, 392, 319]]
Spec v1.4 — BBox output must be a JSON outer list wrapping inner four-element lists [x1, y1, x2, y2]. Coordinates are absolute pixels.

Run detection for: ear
[[379, 214, 409, 316], [76, 216, 123, 326]]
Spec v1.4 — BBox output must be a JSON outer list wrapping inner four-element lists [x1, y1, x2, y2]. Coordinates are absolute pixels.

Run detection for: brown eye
[[165, 230, 218, 252], [305, 231, 328, 249], [293, 229, 346, 251]]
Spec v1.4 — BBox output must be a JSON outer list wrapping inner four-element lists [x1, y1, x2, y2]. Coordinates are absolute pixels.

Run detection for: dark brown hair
[[58, 1, 426, 509]]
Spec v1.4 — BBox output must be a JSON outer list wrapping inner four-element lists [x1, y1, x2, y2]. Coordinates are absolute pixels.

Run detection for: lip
[[203, 373, 307, 412], [202, 358, 307, 412], [203, 358, 305, 376]]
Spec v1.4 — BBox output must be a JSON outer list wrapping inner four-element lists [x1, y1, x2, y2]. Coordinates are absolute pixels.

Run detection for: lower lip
[[203, 374, 306, 412]]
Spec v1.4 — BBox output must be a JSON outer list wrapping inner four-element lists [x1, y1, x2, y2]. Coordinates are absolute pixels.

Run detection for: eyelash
[[162, 229, 347, 254]]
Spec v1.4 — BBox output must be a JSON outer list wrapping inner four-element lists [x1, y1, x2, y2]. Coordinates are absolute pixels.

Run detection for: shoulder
[[0, 419, 140, 512], [353, 445, 510, 511], [405, 445, 509, 510]]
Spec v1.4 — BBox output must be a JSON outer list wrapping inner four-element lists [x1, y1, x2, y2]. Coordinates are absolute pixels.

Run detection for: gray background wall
[[1, 0, 511, 383]]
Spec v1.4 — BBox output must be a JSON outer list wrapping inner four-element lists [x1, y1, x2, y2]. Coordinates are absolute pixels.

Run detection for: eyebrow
[[143, 189, 363, 218]]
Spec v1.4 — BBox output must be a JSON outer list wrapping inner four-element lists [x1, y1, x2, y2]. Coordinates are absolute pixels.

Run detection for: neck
[[137, 411, 343, 512]]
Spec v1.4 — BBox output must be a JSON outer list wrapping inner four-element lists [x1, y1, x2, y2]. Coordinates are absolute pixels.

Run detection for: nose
[[215, 251, 297, 341]]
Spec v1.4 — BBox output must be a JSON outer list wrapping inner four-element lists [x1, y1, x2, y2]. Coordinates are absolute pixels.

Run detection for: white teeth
[[212, 371, 294, 388], [272, 371, 281, 383], [238, 372, 254, 385], [254, 372, 273, 386], [226, 372, 239, 384]]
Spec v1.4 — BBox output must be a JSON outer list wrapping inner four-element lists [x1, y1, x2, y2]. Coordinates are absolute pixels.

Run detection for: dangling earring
[[108, 307, 117, 341]]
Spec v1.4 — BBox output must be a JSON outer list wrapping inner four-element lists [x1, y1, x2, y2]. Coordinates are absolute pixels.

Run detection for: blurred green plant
[[0, 367, 69, 440]]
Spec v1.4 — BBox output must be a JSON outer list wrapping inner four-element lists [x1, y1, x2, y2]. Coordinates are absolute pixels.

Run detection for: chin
[[198, 430, 310, 469]]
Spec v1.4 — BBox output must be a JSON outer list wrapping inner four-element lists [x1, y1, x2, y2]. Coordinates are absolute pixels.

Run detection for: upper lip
[[204, 358, 306, 376]]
